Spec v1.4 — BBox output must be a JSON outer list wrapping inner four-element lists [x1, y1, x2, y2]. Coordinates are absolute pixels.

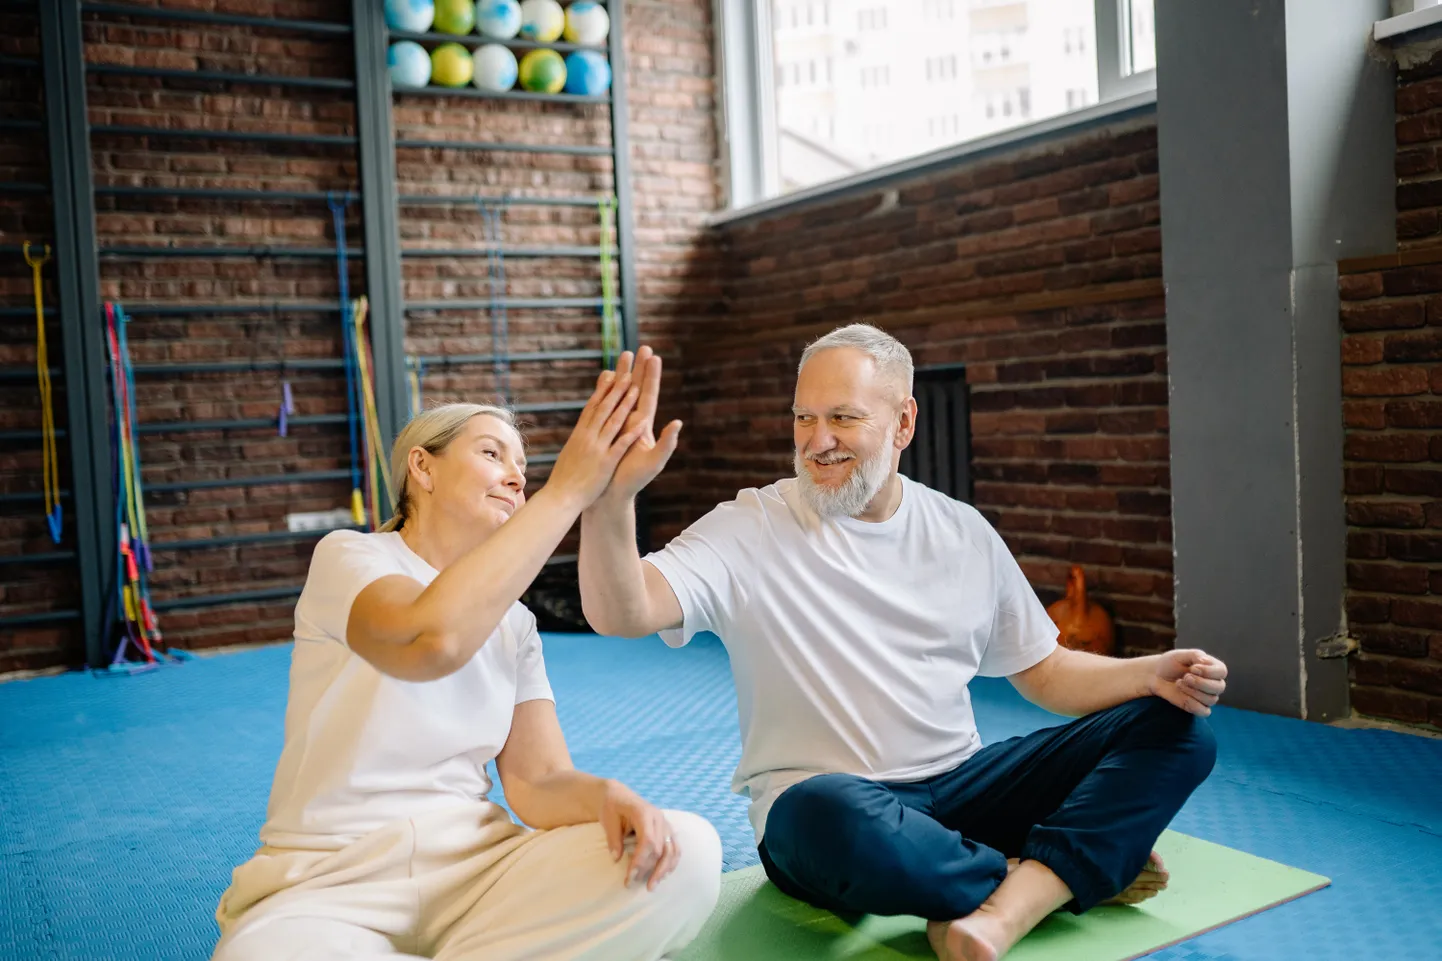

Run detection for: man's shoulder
[[904, 477, 988, 525]]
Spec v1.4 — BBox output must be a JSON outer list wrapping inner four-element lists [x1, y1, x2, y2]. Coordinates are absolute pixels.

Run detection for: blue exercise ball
[[476, 0, 522, 39], [384, 0, 435, 33], [388, 41, 432, 88], [563, 50, 611, 96]]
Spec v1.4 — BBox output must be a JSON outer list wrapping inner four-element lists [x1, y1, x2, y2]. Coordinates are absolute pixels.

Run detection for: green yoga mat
[[677, 832, 1329, 961]]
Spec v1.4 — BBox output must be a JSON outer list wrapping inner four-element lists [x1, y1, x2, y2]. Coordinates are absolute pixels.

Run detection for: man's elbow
[[583, 606, 642, 639]]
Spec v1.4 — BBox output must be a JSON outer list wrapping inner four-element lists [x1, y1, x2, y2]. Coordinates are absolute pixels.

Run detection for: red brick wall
[[1396, 50, 1442, 248], [677, 118, 1175, 655], [1336, 49, 1442, 729], [0, 0, 720, 670], [0, 4, 73, 672]]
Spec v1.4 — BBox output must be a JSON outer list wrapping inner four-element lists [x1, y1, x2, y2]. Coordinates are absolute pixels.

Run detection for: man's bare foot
[[1103, 851, 1169, 906], [926, 909, 1011, 961]]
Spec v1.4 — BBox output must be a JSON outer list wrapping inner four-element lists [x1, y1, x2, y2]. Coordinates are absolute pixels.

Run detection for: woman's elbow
[[403, 630, 468, 681]]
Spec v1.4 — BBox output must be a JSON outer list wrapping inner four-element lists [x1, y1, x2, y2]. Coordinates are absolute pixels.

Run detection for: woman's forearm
[[408, 486, 584, 671], [506, 769, 612, 830]]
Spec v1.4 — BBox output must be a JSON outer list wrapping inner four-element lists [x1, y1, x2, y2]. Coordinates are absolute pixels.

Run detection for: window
[[1097, 0, 1156, 100], [1122, 0, 1156, 75], [858, 8, 887, 30], [725, 0, 1137, 206], [926, 56, 958, 82], [860, 65, 891, 88]]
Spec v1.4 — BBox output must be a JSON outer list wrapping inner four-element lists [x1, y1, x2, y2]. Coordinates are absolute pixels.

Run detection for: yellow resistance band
[[352, 297, 393, 516], [25, 242, 60, 543]]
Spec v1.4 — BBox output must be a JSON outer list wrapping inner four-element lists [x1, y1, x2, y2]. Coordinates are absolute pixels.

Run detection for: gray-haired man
[[579, 325, 1225, 961]]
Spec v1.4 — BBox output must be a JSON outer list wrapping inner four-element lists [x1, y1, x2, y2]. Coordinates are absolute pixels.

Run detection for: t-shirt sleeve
[[976, 521, 1059, 678], [642, 499, 749, 649], [513, 608, 555, 705], [296, 530, 412, 647]]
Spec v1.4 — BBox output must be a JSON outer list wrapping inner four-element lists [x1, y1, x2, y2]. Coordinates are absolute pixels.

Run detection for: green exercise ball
[[517, 48, 566, 94], [433, 0, 476, 35]]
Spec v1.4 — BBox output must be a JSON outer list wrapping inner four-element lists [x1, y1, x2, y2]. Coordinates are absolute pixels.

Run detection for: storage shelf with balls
[[388, 29, 607, 56], [385, 0, 614, 98], [372, 0, 643, 555], [388, 83, 609, 104]]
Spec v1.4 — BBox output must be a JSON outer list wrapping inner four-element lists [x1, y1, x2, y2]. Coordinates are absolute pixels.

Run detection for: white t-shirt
[[258, 529, 554, 850], [645, 475, 1058, 839]]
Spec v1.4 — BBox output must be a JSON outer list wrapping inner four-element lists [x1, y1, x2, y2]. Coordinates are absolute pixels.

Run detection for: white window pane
[[766, 0, 1100, 198], [1123, 0, 1155, 76]]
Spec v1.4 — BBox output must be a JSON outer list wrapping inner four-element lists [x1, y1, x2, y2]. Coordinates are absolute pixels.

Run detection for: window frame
[[714, 0, 1157, 213]]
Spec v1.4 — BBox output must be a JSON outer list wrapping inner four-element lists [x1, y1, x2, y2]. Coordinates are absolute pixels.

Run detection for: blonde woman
[[213, 352, 720, 961]]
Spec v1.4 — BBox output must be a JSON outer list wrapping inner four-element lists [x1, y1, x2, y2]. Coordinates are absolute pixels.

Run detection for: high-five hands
[[546, 356, 647, 510], [604, 346, 683, 502]]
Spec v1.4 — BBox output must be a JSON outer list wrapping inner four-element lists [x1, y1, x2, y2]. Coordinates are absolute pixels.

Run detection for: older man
[[580, 326, 1224, 961]]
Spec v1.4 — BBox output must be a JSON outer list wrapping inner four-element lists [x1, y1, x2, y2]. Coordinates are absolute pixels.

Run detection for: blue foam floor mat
[[1, 633, 1440, 961]]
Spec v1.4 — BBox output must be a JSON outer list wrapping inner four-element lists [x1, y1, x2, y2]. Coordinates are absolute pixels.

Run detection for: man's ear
[[896, 397, 919, 448]]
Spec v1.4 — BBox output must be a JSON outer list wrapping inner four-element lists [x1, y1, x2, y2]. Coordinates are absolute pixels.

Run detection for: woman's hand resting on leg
[[600, 780, 681, 891]]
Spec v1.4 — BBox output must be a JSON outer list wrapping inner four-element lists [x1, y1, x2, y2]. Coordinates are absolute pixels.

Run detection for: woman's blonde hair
[[376, 402, 518, 533]]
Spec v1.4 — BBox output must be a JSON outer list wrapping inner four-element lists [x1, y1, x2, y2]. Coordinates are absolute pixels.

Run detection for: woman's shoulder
[[503, 600, 540, 635], [306, 528, 411, 581]]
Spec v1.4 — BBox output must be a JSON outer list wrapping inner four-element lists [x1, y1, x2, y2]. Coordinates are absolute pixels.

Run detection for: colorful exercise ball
[[563, 1, 610, 45], [384, 0, 434, 32], [473, 43, 518, 92], [476, 0, 522, 39], [433, 0, 475, 35], [430, 42, 474, 87], [518, 0, 565, 42], [517, 48, 566, 93], [387, 41, 432, 88], [563, 50, 610, 96]]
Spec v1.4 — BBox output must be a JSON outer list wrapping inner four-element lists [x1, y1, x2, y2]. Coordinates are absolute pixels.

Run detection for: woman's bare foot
[[1103, 851, 1169, 906], [927, 911, 1011, 961]]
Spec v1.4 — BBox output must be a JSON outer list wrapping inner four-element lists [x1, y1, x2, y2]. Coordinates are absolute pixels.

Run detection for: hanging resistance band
[[406, 355, 425, 420], [479, 199, 511, 405], [104, 301, 161, 667], [599, 197, 620, 367], [329, 193, 365, 526], [24, 242, 61, 544], [352, 296, 394, 529]]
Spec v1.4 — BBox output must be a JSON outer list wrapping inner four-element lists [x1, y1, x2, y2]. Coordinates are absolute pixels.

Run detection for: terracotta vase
[[1046, 565, 1116, 656]]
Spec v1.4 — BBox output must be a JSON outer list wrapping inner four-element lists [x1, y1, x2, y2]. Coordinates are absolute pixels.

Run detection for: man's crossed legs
[[758, 697, 1217, 961]]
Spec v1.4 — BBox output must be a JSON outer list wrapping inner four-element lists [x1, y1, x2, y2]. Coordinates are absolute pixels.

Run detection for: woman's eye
[[483, 449, 499, 460]]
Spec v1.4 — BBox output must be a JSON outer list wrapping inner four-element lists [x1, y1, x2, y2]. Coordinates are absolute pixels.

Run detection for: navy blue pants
[[757, 696, 1216, 921]]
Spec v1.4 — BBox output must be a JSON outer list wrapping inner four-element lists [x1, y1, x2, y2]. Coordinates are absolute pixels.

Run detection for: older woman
[[213, 353, 720, 961]]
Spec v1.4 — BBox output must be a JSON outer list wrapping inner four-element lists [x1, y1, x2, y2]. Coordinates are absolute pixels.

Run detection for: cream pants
[[211, 802, 722, 961]]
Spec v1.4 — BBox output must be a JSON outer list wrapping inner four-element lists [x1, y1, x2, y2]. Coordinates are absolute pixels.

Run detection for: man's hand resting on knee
[[1147, 650, 1228, 717]]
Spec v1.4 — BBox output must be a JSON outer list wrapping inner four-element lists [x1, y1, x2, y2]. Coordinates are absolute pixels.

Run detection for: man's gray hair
[[798, 323, 914, 397]]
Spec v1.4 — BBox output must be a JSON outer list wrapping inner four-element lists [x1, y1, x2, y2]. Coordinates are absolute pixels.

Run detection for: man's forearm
[[1028, 647, 1158, 716], [578, 493, 652, 636]]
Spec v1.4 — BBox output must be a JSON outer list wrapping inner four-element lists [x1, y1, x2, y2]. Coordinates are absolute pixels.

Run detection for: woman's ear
[[408, 447, 434, 493]]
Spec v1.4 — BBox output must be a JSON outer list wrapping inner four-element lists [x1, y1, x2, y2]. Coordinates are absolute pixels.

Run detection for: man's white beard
[[793, 427, 896, 518]]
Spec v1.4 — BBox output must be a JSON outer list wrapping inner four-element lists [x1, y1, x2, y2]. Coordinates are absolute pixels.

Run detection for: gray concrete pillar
[[1157, 0, 1395, 718]]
